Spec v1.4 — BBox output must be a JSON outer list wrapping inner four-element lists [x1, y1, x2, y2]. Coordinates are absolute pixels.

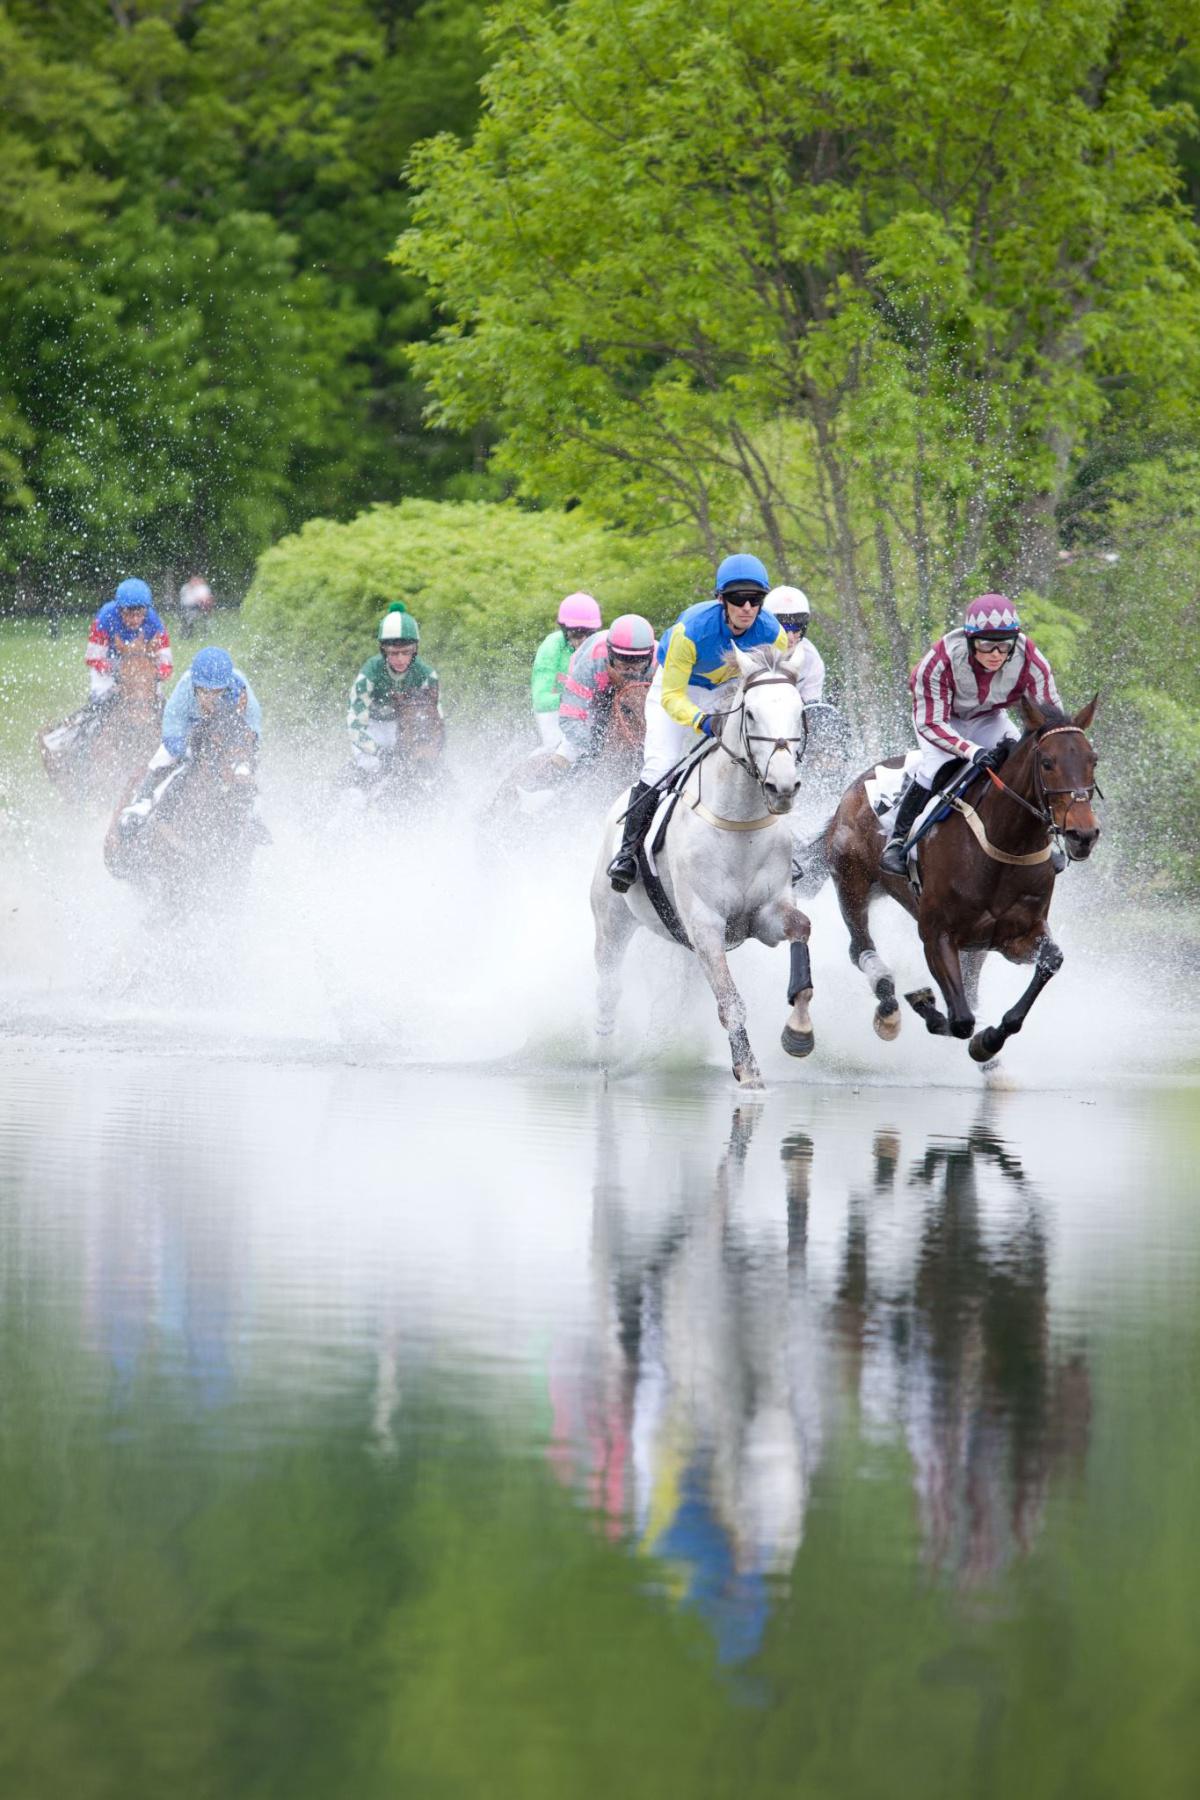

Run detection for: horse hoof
[[873, 1008, 901, 1042], [906, 987, 935, 1013], [950, 1016, 975, 1041], [734, 1066, 765, 1090], [969, 1028, 1003, 1063], [780, 1024, 815, 1059]]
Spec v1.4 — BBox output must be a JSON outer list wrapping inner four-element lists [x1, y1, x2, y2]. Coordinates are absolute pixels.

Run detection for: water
[[1, 1038, 1198, 1798]]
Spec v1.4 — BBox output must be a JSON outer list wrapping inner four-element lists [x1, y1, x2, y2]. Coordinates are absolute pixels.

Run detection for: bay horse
[[822, 695, 1099, 1063], [490, 674, 650, 819], [591, 645, 814, 1089], [104, 707, 263, 909], [40, 643, 163, 803]]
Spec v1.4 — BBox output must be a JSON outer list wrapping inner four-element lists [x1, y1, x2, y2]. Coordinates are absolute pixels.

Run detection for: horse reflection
[[549, 1099, 824, 1665], [838, 1106, 1091, 1589]]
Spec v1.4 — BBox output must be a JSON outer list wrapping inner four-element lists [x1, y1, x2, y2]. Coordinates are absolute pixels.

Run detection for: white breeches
[[914, 712, 1019, 787], [533, 711, 561, 749], [639, 671, 717, 784], [351, 718, 397, 769]]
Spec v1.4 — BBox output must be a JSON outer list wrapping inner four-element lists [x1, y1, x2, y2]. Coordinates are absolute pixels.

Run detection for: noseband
[[715, 672, 808, 787], [982, 724, 1100, 855]]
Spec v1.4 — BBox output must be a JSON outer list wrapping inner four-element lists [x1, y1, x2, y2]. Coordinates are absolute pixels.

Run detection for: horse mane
[[720, 645, 795, 680]]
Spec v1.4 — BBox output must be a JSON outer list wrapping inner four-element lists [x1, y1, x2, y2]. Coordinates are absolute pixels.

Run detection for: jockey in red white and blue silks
[[85, 578, 173, 701], [879, 593, 1063, 876], [554, 616, 657, 765]]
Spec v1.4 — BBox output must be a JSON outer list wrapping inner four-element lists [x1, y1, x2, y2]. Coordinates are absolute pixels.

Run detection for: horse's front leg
[[969, 926, 1063, 1063], [690, 912, 762, 1089], [754, 896, 815, 1059], [590, 873, 637, 1055], [908, 925, 974, 1039]]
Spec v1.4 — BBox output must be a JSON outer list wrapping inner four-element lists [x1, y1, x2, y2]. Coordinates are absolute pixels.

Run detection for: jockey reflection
[[547, 1098, 823, 1668]]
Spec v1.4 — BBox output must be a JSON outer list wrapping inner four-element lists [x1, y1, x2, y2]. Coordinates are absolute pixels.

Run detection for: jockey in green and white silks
[[347, 608, 442, 772], [530, 592, 603, 746], [607, 554, 787, 893]]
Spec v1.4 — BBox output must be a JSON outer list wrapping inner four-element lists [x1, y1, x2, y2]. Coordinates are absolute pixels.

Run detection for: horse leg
[[752, 896, 815, 1058], [911, 925, 974, 1039], [969, 929, 1063, 1063], [691, 916, 762, 1089], [834, 869, 901, 1042], [961, 949, 986, 1016], [591, 880, 637, 1051]]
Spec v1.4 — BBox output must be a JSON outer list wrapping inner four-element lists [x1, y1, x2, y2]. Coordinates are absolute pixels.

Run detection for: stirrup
[[879, 838, 910, 876], [607, 851, 637, 893]]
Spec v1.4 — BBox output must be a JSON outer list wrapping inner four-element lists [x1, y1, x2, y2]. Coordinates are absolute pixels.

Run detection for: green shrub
[[241, 499, 707, 716]]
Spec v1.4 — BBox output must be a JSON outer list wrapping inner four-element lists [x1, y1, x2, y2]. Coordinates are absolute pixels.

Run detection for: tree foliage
[[0, 0, 487, 600], [399, 0, 1200, 707]]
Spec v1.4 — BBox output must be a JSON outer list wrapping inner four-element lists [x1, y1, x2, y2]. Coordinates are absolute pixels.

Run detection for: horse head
[[1016, 694, 1101, 861], [723, 643, 809, 813]]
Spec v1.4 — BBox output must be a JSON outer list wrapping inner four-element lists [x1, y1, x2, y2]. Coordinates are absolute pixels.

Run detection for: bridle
[[713, 671, 808, 785], [979, 723, 1100, 850]]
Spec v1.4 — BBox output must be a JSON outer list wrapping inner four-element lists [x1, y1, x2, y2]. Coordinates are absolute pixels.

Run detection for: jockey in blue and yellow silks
[[607, 554, 786, 892]]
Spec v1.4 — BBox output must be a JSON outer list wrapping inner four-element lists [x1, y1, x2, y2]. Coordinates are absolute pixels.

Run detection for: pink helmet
[[557, 591, 602, 631], [607, 614, 656, 659], [964, 593, 1021, 636]]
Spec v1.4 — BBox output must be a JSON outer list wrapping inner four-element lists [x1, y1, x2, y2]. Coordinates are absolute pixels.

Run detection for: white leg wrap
[[858, 950, 891, 986]]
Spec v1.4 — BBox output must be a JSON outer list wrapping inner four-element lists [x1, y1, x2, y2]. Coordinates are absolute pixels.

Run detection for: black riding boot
[[879, 778, 929, 876], [607, 780, 658, 892]]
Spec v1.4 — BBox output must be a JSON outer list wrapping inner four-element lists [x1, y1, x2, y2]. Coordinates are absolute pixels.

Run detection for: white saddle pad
[[864, 751, 920, 819]]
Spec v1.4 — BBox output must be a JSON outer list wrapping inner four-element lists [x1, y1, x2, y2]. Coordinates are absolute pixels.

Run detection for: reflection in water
[[552, 1095, 1094, 1657]]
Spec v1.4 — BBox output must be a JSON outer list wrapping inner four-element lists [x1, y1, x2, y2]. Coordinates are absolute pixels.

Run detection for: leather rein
[[696, 672, 808, 831], [966, 724, 1099, 863]]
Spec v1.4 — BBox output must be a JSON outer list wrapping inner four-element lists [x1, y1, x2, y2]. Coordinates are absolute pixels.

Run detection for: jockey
[[119, 646, 262, 829], [531, 592, 603, 746], [606, 553, 786, 892], [86, 578, 173, 703], [178, 574, 215, 638], [765, 586, 825, 704], [347, 606, 442, 777], [878, 594, 1063, 876], [551, 616, 657, 768]]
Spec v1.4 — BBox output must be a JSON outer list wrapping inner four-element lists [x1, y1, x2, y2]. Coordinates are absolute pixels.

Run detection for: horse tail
[[791, 817, 833, 898]]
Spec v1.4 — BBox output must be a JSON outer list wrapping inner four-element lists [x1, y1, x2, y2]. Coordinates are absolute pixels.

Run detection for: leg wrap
[[858, 949, 891, 987], [787, 939, 812, 1002]]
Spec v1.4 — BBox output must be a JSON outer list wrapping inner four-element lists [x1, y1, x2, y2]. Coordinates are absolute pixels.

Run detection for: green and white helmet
[[379, 607, 419, 646]]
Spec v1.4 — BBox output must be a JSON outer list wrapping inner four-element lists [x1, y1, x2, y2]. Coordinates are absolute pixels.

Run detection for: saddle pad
[[863, 750, 920, 818]]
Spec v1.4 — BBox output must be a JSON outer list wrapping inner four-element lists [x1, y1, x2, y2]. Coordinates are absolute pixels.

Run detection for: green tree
[[399, 0, 1200, 708]]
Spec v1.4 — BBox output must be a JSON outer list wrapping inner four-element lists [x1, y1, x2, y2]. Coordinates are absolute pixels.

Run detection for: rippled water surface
[[2, 1042, 1198, 1799]]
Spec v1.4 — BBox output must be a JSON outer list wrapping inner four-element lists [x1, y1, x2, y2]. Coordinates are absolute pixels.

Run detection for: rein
[[700, 671, 807, 828], [970, 724, 1097, 862]]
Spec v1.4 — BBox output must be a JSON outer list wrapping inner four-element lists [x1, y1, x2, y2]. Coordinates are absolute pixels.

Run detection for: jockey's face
[[722, 589, 766, 637], [563, 626, 591, 649], [971, 636, 1015, 668], [196, 686, 225, 715], [120, 605, 147, 629], [608, 655, 651, 687], [382, 640, 417, 671], [780, 620, 808, 649]]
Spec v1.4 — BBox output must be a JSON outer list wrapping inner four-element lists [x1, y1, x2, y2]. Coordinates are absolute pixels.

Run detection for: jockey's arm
[[151, 620, 173, 684], [531, 633, 566, 715], [798, 641, 826, 706], [660, 629, 703, 730], [346, 668, 378, 759], [910, 646, 975, 760], [86, 617, 115, 699], [238, 680, 264, 738]]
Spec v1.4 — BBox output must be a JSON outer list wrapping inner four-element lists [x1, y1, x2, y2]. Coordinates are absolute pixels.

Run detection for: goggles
[[970, 636, 1016, 655]]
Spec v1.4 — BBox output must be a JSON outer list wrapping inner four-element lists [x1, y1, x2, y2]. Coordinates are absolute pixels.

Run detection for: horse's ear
[[1074, 692, 1099, 731], [731, 645, 758, 680], [781, 641, 807, 681], [1019, 692, 1045, 731]]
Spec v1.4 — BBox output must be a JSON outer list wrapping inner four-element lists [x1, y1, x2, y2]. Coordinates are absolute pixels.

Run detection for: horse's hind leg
[[833, 865, 901, 1042], [969, 929, 1062, 1063]]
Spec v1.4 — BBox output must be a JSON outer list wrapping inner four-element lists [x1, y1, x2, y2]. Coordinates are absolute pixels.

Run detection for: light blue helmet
[[715, 553, 769, 597], [115, 577, 152, 610], [191, 646, 235, 690]]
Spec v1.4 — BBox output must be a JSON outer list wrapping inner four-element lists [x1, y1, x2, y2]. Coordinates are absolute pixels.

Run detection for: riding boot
[[879, 778, 929, 876], [607, 780, 658, 892]]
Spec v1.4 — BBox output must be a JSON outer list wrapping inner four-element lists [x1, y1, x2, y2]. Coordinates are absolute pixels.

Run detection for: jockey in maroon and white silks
[[879, 594, 1063, 877], [909, 595, 1061, 784]]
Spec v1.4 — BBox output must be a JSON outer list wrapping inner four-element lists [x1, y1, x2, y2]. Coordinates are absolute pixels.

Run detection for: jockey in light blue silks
[[606, 554, 787, 893], [119, 647, 262, 832]]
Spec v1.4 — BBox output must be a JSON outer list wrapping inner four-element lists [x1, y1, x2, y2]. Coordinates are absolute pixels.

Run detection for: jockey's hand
[[697, 713, 716, 739], [119, 798, 152, 832], [971, 743, 1007, 771], [550, 753, 571, 773]]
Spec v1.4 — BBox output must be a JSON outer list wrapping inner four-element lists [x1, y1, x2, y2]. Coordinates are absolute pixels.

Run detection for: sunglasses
[[971, 637, 1015, 654], [723, 590, 766, 610], [383, 641, 416, 653]]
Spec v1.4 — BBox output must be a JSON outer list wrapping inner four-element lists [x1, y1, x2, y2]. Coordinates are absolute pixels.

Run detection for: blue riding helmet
[[191, 646, 235, 690], [115, 577, 153, 610], [715, 553, 770, 596]]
